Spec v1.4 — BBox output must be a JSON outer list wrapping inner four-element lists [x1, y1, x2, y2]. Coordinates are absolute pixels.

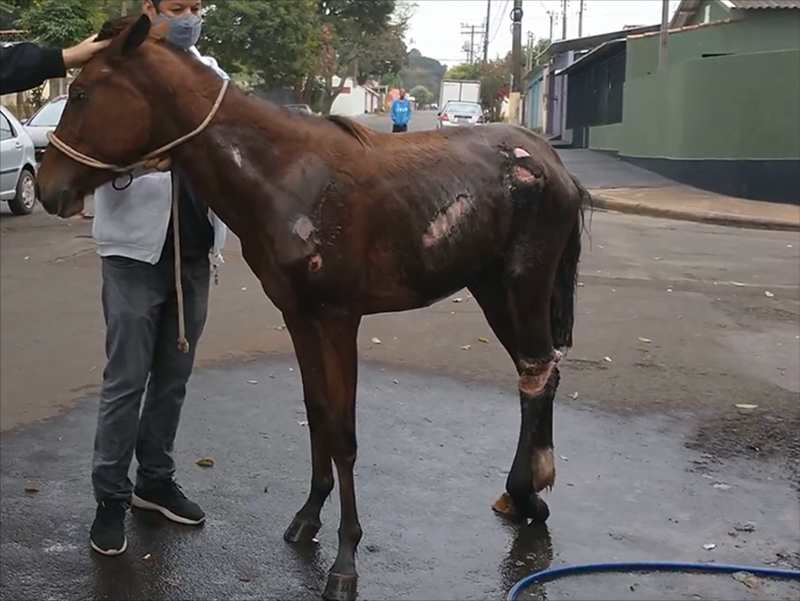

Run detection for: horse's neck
[[169, 91, 299, 242]]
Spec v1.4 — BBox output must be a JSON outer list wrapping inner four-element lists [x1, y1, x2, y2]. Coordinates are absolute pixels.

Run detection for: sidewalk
[[587, 185, 800, 232]]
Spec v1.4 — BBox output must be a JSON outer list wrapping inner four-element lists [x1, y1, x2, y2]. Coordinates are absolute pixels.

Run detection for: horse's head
[[38, 15, 181, 217]]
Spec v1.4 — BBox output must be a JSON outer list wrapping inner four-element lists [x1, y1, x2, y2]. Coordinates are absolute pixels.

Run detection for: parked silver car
[[0, 105, 38, 215], [23, 95, 66, 167], [436, 100, 485, 130]]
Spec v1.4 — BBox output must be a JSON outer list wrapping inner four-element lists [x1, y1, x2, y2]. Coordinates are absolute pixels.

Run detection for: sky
[[406, 0, 683, 66]]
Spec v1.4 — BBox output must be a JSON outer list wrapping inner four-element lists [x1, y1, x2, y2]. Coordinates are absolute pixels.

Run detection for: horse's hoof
[[527, 495, 550, 524], [283, 516, 321, 543], [491, 492, 517, 517], [322, 572, 358, 601]]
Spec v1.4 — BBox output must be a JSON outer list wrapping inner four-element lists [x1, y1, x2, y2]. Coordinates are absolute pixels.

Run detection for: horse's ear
[[108, 14, 152, 58]]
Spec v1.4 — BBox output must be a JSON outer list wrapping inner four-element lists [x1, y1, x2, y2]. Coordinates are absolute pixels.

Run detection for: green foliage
[[445, 62, 483, 80], [0, 0, 31, 29], [400, 49, 447, 102], [409, 85, 432, 105], [17, 0, 104, 47], [314, 0, 411, 112], [201, 0, 320, 88]]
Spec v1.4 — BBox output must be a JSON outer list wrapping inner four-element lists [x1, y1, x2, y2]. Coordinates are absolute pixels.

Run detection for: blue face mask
[[153, 12, 202, 50]]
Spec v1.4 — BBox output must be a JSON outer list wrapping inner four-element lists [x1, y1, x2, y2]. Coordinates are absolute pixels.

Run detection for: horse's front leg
[[284, 311, 363, 601], [317, 315, 362, 601], [283, 314, 335, 543]]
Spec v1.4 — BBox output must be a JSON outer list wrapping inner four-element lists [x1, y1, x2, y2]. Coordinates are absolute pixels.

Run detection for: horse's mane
[[93, 16, 374, 149], [96, 15, 139, 41]]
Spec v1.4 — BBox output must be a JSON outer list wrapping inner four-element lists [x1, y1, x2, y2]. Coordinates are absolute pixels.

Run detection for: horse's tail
[[549, 175, 589, 350]]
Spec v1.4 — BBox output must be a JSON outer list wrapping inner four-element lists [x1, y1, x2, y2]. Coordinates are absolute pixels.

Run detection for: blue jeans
[[91, 254, 210, 502]]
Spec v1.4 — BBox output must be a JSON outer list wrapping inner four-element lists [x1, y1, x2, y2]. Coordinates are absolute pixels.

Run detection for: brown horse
[[37, 15, 588, 601]]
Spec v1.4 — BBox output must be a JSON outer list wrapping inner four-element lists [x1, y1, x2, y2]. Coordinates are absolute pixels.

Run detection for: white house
[[330, 76, 381, 117]]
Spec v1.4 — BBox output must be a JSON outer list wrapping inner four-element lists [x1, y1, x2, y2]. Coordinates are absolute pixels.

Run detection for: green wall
[[626, 10, 800, 80], [620, 49, 800, 160], [587, 123, 623, 152]]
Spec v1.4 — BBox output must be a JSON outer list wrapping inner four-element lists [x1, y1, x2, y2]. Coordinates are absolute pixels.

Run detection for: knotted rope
[[46, 79, 229, 353]]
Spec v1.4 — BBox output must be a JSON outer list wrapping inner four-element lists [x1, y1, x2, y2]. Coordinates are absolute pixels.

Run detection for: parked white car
[[23, 95, 66, 168], [436, 100, 485, 130], [0, 105, 38, 215]]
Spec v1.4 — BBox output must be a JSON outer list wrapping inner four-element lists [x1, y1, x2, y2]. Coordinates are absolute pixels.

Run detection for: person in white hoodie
[[89, 0, 229, 557]]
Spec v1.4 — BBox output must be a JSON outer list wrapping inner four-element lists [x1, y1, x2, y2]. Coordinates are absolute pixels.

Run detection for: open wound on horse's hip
[[510, 147, 545, 186]]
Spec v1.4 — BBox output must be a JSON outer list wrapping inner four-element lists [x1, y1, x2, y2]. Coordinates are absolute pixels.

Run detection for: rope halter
[[46, 79, 230, 353]]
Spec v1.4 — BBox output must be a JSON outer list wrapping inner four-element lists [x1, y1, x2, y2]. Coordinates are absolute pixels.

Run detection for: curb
[[587, 194, 800, 232]]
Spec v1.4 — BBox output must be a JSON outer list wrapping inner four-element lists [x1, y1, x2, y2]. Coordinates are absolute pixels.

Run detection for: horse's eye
[[70, 89, 86, 101]]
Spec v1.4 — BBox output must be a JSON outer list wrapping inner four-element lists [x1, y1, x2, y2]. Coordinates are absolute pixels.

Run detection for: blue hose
[[507, 561, 800, 601]]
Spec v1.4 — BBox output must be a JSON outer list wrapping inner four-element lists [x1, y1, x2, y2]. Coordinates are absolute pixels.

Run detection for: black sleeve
[[0, 43, 66, 96]]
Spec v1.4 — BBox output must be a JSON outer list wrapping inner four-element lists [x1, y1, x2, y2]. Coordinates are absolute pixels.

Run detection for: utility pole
[[510, 0, 523, 124], [548, 11, 555, 41], [578, 0, 585, 37], [483, 0, 491, 62], [561, 0, 568, 39], [658, 0, 670, 69], [461, 22, 486, 64]]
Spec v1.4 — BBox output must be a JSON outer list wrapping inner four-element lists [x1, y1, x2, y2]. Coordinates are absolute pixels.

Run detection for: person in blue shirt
[[390, 88, 412, 133]]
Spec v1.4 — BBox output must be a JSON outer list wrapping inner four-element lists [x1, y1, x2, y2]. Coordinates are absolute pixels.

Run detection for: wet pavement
[[2, 357, 798, 601]]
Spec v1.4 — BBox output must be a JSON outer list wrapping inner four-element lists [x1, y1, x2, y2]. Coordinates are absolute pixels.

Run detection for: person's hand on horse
[[62, 35, 111, 70], [142, 156, 173, 172]]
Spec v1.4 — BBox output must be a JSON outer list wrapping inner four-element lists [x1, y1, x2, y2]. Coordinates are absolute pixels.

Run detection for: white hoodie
[[91, 47, 229, 268]]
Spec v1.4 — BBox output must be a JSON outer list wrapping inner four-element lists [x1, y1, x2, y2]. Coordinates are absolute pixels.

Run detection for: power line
[[488, 0, 510, 45], [487, 0, 506, 40]]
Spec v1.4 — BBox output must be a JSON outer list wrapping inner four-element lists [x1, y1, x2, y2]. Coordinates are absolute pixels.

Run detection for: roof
[[555, 39, 626, 77], [545, 23, 661, 56], [671, 0, 800, 28], [522, 63, 545, 84], [725, 0, 800, 7]]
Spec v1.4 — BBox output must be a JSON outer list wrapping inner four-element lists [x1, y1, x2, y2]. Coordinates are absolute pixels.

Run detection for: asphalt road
[[1, 110, 799, 600]]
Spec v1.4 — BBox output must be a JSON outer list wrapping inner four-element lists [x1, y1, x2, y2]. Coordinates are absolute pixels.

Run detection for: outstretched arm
[[0, 35, 109, 96]]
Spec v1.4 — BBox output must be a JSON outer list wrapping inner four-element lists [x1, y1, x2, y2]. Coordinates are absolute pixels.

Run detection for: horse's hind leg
[[469, 269, 550, 523], [500, 168, 581, 523], [283, 314, 335, 543]]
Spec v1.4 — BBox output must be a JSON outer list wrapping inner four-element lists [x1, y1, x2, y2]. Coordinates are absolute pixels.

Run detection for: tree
[[201, 0, 319, 90], [17, 0, 104, 47], [409, 85, 432, 106], [311, 0, 413, 113], [0, 0, 33, 30], [401, 49, 447, 103]]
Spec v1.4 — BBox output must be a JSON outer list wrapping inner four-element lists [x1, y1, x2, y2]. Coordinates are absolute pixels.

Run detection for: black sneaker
[[90, 499, 128, 556], [132, 480, 206, 525]]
